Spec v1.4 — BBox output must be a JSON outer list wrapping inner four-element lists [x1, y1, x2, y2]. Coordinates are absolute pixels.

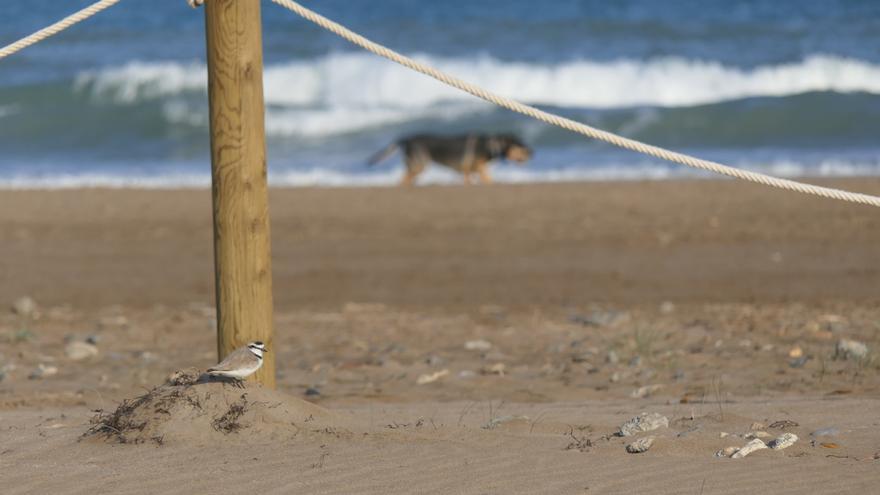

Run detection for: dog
[[368, 133, 532, 185]]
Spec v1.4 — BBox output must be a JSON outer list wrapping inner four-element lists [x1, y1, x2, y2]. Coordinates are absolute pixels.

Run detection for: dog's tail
[[367, 141, 399, 166]]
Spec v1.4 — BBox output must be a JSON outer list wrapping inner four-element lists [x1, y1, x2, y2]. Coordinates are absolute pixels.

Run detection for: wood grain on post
[[204, 0, 275, 388]]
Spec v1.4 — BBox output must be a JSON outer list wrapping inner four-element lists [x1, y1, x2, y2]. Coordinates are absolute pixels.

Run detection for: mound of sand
[[85, 369, 349, 445]]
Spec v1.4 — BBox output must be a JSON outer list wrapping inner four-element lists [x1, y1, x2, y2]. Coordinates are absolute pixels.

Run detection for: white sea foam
[[73, 53, 880, 138], [3, 158, 879, 189]]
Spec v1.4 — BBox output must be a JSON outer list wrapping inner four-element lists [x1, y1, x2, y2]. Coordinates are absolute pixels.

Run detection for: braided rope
[[0, 0, 124, 60], [269, 0, 880, 207]]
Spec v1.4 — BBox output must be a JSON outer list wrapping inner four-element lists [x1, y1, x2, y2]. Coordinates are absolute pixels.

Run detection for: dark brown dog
[[368, 133, 532, 185]]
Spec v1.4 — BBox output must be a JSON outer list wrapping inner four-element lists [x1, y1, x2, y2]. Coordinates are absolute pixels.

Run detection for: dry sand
[[1, 180, 879, 493]]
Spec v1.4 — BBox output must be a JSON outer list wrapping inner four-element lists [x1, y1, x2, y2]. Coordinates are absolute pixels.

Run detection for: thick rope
[[269, 0, 880, 207], [0, 0, 124, 60]]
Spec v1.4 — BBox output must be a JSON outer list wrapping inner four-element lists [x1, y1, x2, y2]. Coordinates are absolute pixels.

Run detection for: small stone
[[788, 346, 803, 358], [606, 350, 619, 365], [458, 370, 476, 379], [716, 446, 739, 457], [750, 422, 765, 430], [65, 341, 98, 361], [11, 296, 37, 318], [85, 335, 101, 345], [626, 436, 655, 453], [731, 438, 768, 459], [835, 339, 868, 361], [630, 384, 664, 399], [610, 371, 622, 383], [629, 356, 642, 368], [416, 369, 449, 385], [720, 432, 730, 438], [425, 354, 445, 366], [28, 364, 58, 379], [769, 420, 799, 429], [769, 433, 798, 450], [304, 387, 321, 397], [789, 356, 810, 368], [659, 301, 675, 314], [464, 340, 492, 351], [619, 412, 669, 437], [481, 363, 506, 376]]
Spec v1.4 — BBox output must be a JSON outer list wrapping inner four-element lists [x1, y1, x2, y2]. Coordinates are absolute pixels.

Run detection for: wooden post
[[204, 0, 275, 388]]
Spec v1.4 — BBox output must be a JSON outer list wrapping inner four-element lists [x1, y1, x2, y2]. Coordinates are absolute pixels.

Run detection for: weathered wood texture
[[204, 0, 275, 387]]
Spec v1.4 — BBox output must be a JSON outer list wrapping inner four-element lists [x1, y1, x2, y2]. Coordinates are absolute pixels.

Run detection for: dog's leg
[[476, 162, 493, 184], [401, 153, 427, 187]]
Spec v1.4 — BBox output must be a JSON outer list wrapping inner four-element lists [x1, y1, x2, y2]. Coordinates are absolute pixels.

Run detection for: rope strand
[[269, 0, 880, 207], [0, 0, 124, 61]]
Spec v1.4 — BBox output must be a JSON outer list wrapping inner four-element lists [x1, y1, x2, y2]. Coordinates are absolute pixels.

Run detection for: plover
[[206, 341, 268, 385]]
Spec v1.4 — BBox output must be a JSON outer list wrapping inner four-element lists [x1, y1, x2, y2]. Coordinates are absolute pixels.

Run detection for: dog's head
[[489, 134, 532, 164]]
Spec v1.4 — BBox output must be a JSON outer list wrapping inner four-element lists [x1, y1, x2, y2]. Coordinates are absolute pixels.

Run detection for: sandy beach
[[1, 179, 879, 493]]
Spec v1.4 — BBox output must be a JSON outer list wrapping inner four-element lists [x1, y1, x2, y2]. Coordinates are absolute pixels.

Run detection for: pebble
[[629, 356, 642, 368], [464, 340, 492, 351], [11, 296, 37, 317], [481, 363, 506, 376], [769, 433, 798, 450], [835, 339, 868, 361], [659, 301, 675, 314], [619, 412, 669, 437], [65, 341, 99, 361], [630, 384, 664, 399], [28, 364, 58, 380], [788, 346, 803, 358], [715, 446, 739, 457], [416, 369, 449, 385], [457, 370, 476, 379], [304, 387, 321, 397], [626, 436, 655, 453], [606, 350, 619, 365], [731, 438, 768, 459], [85, 334, 101, 345]]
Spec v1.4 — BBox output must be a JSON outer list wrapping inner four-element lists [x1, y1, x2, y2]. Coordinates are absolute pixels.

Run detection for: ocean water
[[1, 0, 879, 187]]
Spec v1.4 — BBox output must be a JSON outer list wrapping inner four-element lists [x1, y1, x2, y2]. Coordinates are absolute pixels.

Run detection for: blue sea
[[1, 0, 880, 187]]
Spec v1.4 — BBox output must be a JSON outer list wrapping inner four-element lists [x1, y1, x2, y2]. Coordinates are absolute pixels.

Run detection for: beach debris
[[464, 339, 492, 351], [28, 363, 58, 380], [626, 436, 655, 454], [769, 420, 799, 429], [788, 346, 803, 358], [750, 422, 765, 430], [630, 384, 664, 399], [789, 355, 810, 368], [484, 415, 529, 430], [715, 446, 739, 458], [11, 296, 37, 318], [606, 350, 619, 365], [570, 310, 627, 327], [745, 431, 772, 440], [416, 369, 449, 385], [834, 339, 868, 361], [65, 341, 99, 361], [809, 427, 839, 438], [481, 363, 506, 376], [731, 438, 768, 459], [619, 412, 669, 437], [819, 442, 840, 449], [768, 433, 798, 450]]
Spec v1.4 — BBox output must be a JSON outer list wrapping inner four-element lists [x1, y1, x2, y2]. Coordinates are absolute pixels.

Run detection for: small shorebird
[[206, 341, 268, 386]]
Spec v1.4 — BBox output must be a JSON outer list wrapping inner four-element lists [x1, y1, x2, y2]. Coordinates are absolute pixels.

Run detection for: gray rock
[[28, 364, 58, 380], [65, 341, 99, 361], [619, 412, 669, 437], [85, 334, 101, 345], [768, 433, 798, 450], [835, 339, 868, 361], [626, 436, 655, 453]]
